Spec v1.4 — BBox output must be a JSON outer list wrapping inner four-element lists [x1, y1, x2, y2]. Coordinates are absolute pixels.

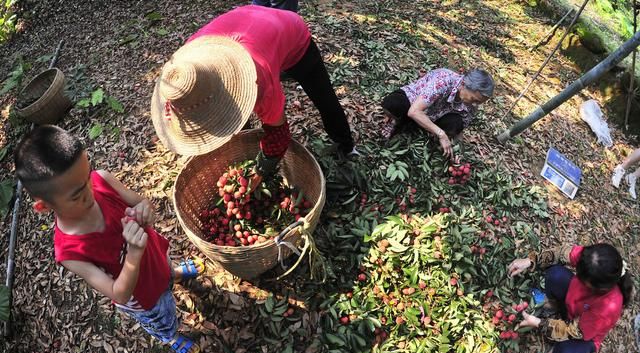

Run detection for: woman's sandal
[[177, 258, 205, 281], [169, 335, 200, 353]]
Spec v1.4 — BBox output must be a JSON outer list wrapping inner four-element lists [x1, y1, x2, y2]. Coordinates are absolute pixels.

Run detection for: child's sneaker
[[626, 173, 638, 199], [611, 165, 625, 188]]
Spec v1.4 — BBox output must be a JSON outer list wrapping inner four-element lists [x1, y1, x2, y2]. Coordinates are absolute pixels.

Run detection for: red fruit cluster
[[447, 163, 472, 185], [401, 287, 416, 295], [199, 164, 313, 247], [373, 328, 388, 345], [470, 244, 487, 255], [484, 212, 508, 227], [340, 316, 350, 325], [359, 192, 368, 209], [407, 186, 417, 205], [512, 301, 528, 312], [283, 307, 295, 318], [499, 330, 519, 340], [438, 207, 450, 213]]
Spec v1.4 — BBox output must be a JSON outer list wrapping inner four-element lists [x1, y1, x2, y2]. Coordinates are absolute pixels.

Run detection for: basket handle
[[274, 218, 306, 270]]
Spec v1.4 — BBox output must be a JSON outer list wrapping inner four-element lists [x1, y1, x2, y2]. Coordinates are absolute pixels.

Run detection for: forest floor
[[0, 0, 638, 352]]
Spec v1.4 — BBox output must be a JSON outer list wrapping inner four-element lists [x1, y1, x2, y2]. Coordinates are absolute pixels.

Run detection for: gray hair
[[463, 69, 495, 97]]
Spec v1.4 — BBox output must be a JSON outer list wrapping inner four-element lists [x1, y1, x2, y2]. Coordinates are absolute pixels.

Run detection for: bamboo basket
[[15, 68, 72, 125], [173, 129, 326, 279]]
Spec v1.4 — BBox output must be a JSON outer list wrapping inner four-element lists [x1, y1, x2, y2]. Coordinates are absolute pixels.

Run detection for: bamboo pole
[[625, 4, 638, 131], [3, 40, 65, 338], [530, 8, 575, 51], [502, 0, 589, 121], [497, 30, 640, 143]]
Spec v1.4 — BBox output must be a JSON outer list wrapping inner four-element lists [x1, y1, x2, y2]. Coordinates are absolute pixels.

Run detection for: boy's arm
[[96, 170, 155, 226], [62, 251, 144, 305], [60, 219, 149, 304], [95, 170, 144, 206]]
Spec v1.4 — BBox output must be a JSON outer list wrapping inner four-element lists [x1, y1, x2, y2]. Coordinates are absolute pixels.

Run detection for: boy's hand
[[121, 218, 148, 253], [125, 199, 155, 226], [507, 258, 532, 277], [517, 311, 541, 329]]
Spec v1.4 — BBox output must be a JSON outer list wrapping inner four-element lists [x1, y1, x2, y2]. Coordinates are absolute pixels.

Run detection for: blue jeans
[[118, 288, 179, 343], [545, 266, 596, 353], [252, 0, 298, 11]]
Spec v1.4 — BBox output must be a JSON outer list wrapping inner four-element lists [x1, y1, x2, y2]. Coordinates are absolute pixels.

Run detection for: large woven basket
[[173, 129, 326, 279], [15, 68, 72, 125]]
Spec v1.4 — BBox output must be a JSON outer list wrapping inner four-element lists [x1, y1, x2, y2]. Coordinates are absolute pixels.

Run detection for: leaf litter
[[0, 0, 637, 352]]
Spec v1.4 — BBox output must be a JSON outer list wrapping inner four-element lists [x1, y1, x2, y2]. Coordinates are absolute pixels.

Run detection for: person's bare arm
[[61, 219, 148, 304], [407, 98, 453, 159], [96, 170, 155, 226]]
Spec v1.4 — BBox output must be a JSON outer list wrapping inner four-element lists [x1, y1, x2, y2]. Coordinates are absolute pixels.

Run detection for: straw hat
[[150, 36, 258, 156]]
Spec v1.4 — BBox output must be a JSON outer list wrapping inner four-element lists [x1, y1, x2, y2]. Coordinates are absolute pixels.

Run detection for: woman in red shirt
[[150, 5, 355, 181], [508, 243, 633, 352]]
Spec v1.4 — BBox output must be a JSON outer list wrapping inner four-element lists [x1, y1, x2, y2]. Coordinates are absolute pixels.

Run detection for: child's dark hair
[[577, 243, 633, 306], [435, 113, 464, 138], [14, 125, 84, 201]]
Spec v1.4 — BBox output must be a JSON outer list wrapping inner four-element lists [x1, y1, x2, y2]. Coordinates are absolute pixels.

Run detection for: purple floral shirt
[[401, 68, 476, 128]]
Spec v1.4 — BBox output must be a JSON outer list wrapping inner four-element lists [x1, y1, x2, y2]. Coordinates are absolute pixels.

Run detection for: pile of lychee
[[447, 162, 472, 185], [198, 164, 312, 247]]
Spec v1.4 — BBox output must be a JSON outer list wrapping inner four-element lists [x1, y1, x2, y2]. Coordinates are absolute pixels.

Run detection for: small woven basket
[[173, 129, 326, 279], [15, 68, 72, 125]]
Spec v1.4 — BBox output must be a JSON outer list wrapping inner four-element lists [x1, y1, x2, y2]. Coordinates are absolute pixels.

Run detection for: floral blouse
[[401, 68, 476, 128]]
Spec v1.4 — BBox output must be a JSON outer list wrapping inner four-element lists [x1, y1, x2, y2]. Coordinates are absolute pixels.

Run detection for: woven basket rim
[[172, 129, 326, 249], [15, 68, 65, 116], [171, 129, 326, 278]]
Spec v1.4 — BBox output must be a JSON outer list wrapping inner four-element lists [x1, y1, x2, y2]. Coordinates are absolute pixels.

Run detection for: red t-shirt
[[54, 172, 171, 311], [188, 5, 311, 125], [566, 246, 623, 350]]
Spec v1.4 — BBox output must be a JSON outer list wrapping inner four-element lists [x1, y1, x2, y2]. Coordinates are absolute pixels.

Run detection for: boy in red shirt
[[14, 125, 202, 353]]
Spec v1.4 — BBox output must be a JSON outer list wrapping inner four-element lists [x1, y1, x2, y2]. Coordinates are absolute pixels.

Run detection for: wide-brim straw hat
[[150, 36, 258, 156]]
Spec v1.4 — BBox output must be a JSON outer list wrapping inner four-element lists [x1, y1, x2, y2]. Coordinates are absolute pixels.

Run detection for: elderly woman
[[150, 5, 355, 185], [381, 68, 494, 159]]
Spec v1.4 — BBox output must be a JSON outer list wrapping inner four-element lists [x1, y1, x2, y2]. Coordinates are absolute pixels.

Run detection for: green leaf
[[0, 77, 19, 96], [0, 285, 9, 321], [265, 296, 274, 313], [0, 145, 7, 162], [106, 96, 124, 113], [91, 88, 104, 106], [155, 28, 169, 36], [119, 33, 138, 46], [89, 124, 103, 140], [0, 179, 15, 218], [325, 333, 346, 346], [76, 98, 91, 108], [145, 11, 163, 21]]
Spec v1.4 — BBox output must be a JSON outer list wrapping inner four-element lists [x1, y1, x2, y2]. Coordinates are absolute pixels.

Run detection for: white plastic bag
[[579, 100, 613, 147]]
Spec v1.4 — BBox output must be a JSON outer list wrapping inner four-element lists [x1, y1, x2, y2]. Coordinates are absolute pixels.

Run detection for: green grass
[[0, 0, 19, 43]]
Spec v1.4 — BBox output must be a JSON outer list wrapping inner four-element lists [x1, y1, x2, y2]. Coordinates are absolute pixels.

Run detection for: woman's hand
[[517, 311, 541, 329], [507, 258, 532, 277], [249, 172, 263, 194], [439, 134, 453, 159]]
